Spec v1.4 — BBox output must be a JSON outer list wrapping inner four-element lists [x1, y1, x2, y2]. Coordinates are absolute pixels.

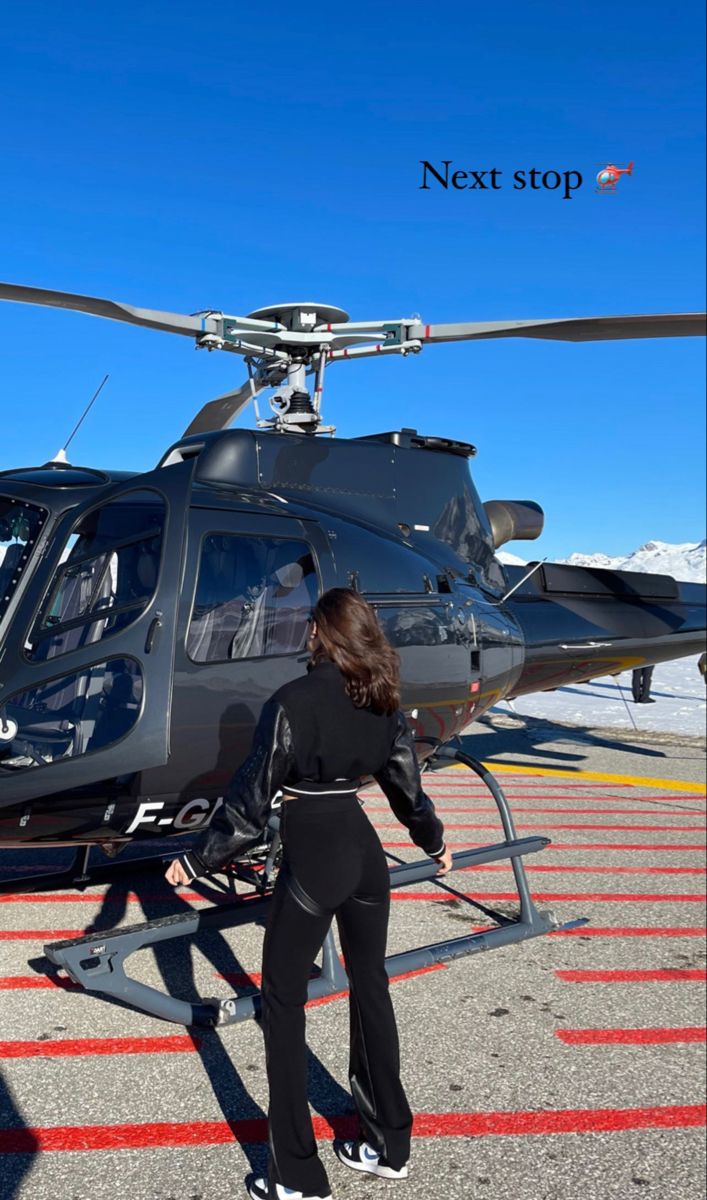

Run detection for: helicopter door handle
[[144, 612, 163, 654]]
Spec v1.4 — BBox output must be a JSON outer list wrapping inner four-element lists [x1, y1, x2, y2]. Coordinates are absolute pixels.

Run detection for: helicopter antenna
[[493, 558, 547, 605], [51, 374, 109, 464]]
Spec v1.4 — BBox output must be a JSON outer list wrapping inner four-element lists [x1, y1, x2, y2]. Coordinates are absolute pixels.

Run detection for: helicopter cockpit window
[[187, 535, 318, 663], [0, 497, 48, 623], [25, 490, 165, 663], [0, 657, 142, 772]]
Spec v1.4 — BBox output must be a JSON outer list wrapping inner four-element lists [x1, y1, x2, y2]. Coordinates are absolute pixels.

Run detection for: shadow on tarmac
[[0, 1070, 38, 1196], [461, 710, 668, 769], [28, 871, 353, 1179]]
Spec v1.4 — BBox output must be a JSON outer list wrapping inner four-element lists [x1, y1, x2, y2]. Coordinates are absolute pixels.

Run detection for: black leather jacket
[[180, 660, 446, 880]]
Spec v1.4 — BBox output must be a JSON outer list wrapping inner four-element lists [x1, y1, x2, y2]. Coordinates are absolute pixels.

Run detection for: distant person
[[631, 666, 655, 704], [698, 652, 707, 683]]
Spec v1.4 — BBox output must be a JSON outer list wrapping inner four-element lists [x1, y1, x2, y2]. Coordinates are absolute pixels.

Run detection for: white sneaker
[[246, 1176, 333, 1200], [333, 1138, 409, 1179]]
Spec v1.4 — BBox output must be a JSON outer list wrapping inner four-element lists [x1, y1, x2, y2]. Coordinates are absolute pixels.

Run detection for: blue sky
[[1, 0, 704, 559]]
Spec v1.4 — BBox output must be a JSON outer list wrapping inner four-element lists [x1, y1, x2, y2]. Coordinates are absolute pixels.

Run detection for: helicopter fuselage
[[0, 426, 703, 853]]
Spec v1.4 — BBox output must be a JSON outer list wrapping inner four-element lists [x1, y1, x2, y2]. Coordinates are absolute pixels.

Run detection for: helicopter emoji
[[0, 282, 704, 1026], [596, 161, 634, 191]]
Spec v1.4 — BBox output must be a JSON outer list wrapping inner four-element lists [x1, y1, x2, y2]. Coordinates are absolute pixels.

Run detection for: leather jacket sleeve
[[180, 698, 295, 879], [374, 710, 446, 858]]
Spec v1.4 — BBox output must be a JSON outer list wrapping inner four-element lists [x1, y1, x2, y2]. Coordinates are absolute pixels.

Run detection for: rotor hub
[[246, 303, 349, 332]]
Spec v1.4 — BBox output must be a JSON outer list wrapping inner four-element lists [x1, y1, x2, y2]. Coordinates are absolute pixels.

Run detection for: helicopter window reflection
[[0, 497, 48, 623], [25, 491, 165, 663], [187, 535, 318, 662], [0, 658, 143, 772]]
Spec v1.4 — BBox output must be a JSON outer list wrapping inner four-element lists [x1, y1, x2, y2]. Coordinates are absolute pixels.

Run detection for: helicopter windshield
[[0, 497, 49, 623], [25, 489, 166, 662]]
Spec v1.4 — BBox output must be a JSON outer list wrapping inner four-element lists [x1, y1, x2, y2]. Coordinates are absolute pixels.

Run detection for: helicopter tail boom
[[502, 563, 706, 696]]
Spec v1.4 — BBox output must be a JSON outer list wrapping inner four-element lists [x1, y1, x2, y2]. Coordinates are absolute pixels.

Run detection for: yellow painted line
[[447, 761, 706, 795]]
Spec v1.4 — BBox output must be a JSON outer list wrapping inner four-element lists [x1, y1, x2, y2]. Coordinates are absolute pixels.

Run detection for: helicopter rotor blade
[[182, 378, 267, 437], [407, 313, 706, 344], [0, 281, 216, 339]]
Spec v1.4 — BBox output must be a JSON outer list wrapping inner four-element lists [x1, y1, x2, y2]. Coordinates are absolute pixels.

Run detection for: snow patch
[[500, 655, 706, 738]]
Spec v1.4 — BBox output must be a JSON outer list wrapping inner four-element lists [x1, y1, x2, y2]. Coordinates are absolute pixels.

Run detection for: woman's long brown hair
[[312, 588, 400, 714]]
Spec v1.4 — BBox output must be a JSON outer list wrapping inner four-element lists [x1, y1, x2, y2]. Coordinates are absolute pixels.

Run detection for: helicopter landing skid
[[42, 751, 588, 1026]]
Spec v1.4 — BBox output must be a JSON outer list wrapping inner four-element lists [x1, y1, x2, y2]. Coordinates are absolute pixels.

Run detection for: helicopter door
[[0, 461, 194, 805], [163, 508, 326, 800]]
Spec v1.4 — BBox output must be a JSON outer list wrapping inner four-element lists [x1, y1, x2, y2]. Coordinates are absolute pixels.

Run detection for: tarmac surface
[[0, 714, 705, 1200]]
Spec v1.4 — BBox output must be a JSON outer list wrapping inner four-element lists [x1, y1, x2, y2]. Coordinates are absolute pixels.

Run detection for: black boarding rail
[[43, 751, 588, 1026]]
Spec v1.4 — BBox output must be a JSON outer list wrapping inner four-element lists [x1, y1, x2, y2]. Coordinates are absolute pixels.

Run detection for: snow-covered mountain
[[561, 539, 706, 582], [498, 539, 706, 583]]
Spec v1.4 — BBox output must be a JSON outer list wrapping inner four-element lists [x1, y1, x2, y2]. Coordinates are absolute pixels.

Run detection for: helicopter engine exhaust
[[483, 499, 544, 548]]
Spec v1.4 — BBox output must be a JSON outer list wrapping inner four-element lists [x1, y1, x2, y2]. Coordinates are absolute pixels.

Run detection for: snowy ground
[[500, 654, 706, 738]]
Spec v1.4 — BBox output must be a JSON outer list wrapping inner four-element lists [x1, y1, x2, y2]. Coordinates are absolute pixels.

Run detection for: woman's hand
[[433, 846, 453, 876], [165, 859, 191, 887]]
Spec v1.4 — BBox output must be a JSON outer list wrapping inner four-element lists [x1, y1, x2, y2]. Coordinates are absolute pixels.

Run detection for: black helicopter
[[0, 284, 704, 881], [0, 283, 704, 1026]]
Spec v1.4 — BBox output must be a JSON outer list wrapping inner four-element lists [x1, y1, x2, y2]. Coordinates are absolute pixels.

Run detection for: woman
[[166, 588, 451, 1200]]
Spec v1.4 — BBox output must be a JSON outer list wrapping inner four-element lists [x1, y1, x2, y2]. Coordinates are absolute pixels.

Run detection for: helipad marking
[[386, 821, 707, 831], [556, 968, 707, 983], [390, 890, 706, 903], [0, 1036, 199, 1059], [467, 864, 706, 875], [0, 976, 81, 990], [547, 926, 706, 938], [557, 1027, 706, 1045], [460, 763, 707, 795], [0, 1105, 702, 1152], [372, 811, 700, 820]]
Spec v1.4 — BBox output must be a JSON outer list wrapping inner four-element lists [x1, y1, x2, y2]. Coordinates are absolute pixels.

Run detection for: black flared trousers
[[260, 793, 413, 1196]]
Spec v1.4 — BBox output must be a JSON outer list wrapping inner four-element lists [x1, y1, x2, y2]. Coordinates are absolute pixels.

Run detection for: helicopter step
[[44, 838, 564, 1028]]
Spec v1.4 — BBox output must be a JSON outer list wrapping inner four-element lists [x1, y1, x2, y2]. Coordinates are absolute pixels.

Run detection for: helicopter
[[596, 161, 634, 190], [0, 283, 704, 1025]]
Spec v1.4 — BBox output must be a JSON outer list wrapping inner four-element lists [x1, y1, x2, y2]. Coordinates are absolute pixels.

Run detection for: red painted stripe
[[0, 1036, 199, 1059], [421, 784, 707, 794], [390, 890, 705, 902], [415, 787, 700, 796], [548, 926, 706, 938], [396, 822, 707, 832], [0, 930, 85, 940], [0, 892, 197, 905], [416, 792, 706, 805], [546, 843, 707, 852], [556, 968, 707, 983], [384, 842, 707, 852], [0, 975, 80, 991], [373, 808, 705, 818], [556, 1027, 706, 1045], [466, 864, 706, 875], [0, 889, 257, 905], [0, 1105, 702, 1153]]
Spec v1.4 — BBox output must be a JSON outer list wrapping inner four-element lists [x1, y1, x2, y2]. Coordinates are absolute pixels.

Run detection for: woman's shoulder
[[272, 660, 343, 708]]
